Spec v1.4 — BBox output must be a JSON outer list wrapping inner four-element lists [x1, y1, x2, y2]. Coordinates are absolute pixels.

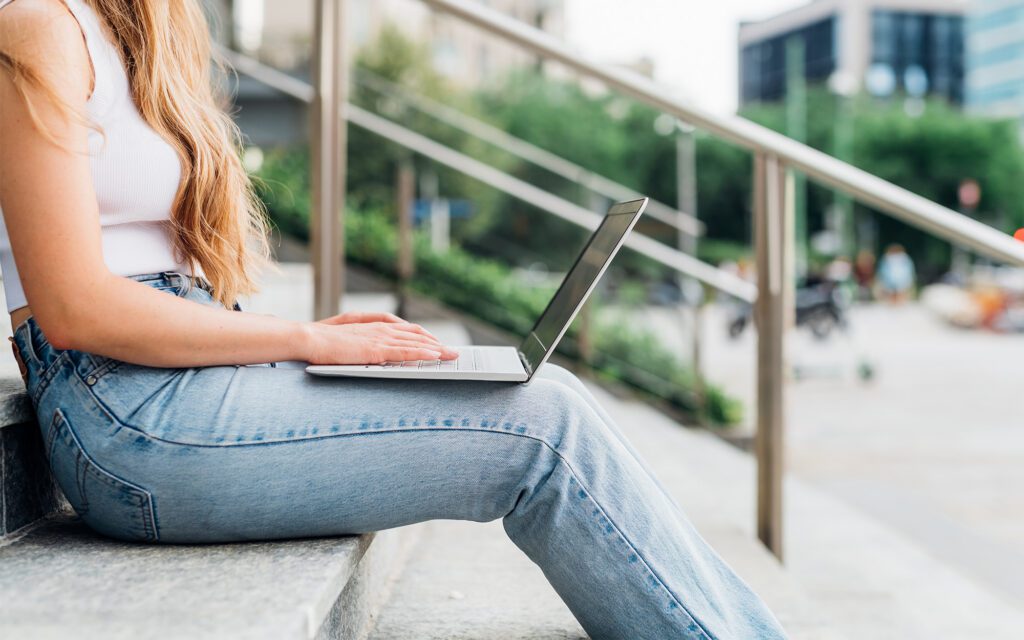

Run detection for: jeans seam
[[31, 351, 71, 406], [545, 450, 714, 639], [84, 357, 122, 382], [19, 325, 41, 365], [68, 374, 712, 636], [53, 408, 159, 541]]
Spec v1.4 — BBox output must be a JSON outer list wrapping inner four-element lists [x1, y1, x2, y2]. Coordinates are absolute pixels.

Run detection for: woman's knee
[[520, 375, 587, 418], [535, 362, 583, 389], [516, 377, 609, 455]]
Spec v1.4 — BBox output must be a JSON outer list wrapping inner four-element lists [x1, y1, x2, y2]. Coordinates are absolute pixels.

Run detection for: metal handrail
[[421, 0, 1024, 268], [347, 105, 757, 301], [218, 46, 315, 102], [354, 68, 704, 236], [217, 47, 755, 301], [220, 50, 703, 236]]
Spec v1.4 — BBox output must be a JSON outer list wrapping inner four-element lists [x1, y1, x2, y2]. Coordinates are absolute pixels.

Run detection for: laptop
[[306, 198, 648, 382]]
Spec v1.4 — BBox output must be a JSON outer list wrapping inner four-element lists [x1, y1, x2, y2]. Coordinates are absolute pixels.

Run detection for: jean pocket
[[46, 409, 159, 542]]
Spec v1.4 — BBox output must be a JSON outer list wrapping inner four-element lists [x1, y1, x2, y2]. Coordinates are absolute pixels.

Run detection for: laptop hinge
[[517, 350, 533, 377]]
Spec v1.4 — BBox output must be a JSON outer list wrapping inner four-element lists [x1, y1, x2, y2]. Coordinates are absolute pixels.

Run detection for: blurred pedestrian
[[854, 249, 876, 301], [876, 244, 916, 304]]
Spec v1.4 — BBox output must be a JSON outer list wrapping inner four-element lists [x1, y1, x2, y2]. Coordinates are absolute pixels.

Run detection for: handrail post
[[310, 0, 348, 319], [676, 123, 704, 423], [753, 153, 787, 560], [396, 161, 416, 317]]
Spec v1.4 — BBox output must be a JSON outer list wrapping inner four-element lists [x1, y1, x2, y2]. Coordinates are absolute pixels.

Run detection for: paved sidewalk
[[634, 300, 1024, 618]]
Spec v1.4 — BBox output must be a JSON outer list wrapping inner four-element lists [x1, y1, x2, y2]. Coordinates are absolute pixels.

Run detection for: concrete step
[[366, 521, 829, 639], [0, 378, 65, 538], [368, 519, 585, 640], [0, 516, 422, 639]]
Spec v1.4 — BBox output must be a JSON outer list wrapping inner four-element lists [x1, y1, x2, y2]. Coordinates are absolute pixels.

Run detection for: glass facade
[[966, 1, 1024, 116], [871, 10, 964, 103], [740, 7, 964, 106], [741, 17, 838, 104]]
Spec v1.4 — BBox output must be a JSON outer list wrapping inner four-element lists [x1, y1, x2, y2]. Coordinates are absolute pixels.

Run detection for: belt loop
[[22, 321, 42, 365]]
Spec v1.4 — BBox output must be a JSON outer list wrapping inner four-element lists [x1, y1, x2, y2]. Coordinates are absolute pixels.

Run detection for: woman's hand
[[303, 317, 460, 365]]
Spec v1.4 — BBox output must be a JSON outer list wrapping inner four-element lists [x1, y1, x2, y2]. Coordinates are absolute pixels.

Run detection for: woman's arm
[[0, 2, 455, 368]]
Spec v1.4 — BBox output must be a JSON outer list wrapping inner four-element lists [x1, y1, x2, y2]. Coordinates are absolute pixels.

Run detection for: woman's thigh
[[63, 360, 627, 543]]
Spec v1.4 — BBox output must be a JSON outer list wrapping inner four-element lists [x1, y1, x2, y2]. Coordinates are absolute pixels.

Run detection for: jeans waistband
[[128, 271, 213, 294]]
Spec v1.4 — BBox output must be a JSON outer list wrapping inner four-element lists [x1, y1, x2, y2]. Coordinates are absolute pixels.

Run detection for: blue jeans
[[13, 272, 787, 640]]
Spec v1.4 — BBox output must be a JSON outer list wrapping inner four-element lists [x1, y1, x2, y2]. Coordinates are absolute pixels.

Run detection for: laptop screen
[[517, 199, 647, 374]]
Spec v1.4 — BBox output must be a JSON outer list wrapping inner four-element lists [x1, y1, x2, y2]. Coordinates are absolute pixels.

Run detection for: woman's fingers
[[326, 319, 443, 343], [379, 346, 446, 363], [397, 321, 439, 337], [387, 338, 459, 359], [386, 323, 443, 343], [310, 320, 460, 364]]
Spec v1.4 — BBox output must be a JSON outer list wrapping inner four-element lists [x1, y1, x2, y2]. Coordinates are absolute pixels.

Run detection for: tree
[[742, 88, 1024, 277]]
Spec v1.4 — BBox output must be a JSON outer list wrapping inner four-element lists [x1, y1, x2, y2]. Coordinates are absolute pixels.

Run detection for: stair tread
[[0, 379, 32, 428], [369, 519, 586, 640], [0, 517, 375, 640]]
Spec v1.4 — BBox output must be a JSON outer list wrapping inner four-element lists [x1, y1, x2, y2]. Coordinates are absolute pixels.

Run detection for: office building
[[966, 0, 1024, 121], [204, 0, 565, 146], [739, 0, 967, 106], [208, 0, 565, 85]]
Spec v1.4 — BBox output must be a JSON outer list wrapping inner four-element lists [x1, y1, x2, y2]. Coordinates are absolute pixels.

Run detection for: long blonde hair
[[0, 0, 269, 306]]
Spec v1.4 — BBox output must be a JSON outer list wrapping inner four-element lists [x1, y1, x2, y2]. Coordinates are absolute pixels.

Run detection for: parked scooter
[[727, 278, 850, 340]]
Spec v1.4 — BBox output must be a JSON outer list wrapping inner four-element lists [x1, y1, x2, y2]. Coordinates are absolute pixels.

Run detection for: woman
[[0, 1, 786, 637]]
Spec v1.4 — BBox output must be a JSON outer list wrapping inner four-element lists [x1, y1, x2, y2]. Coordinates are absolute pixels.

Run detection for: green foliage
[[252, 147, 311, 241], [345, 208, 552, 336], [471, 75, 679, 271], [589, 320, 743, 425], [697, 239, 751, 265], [269, 24, 1024, 284], [851, 99, 1024, 272], [694, 136, 754, 245], [741, 88, 1024, 276], [347, 25, 512, 223], [356, 23, 438, 92]]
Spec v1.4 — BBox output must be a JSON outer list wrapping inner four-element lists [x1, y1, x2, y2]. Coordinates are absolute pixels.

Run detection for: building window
[[871, 10, 964, 104], [740, 16, 837, 104]]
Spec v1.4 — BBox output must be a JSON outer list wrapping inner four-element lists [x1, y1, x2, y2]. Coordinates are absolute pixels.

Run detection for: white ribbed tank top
[[0, 0, 193, 312]]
